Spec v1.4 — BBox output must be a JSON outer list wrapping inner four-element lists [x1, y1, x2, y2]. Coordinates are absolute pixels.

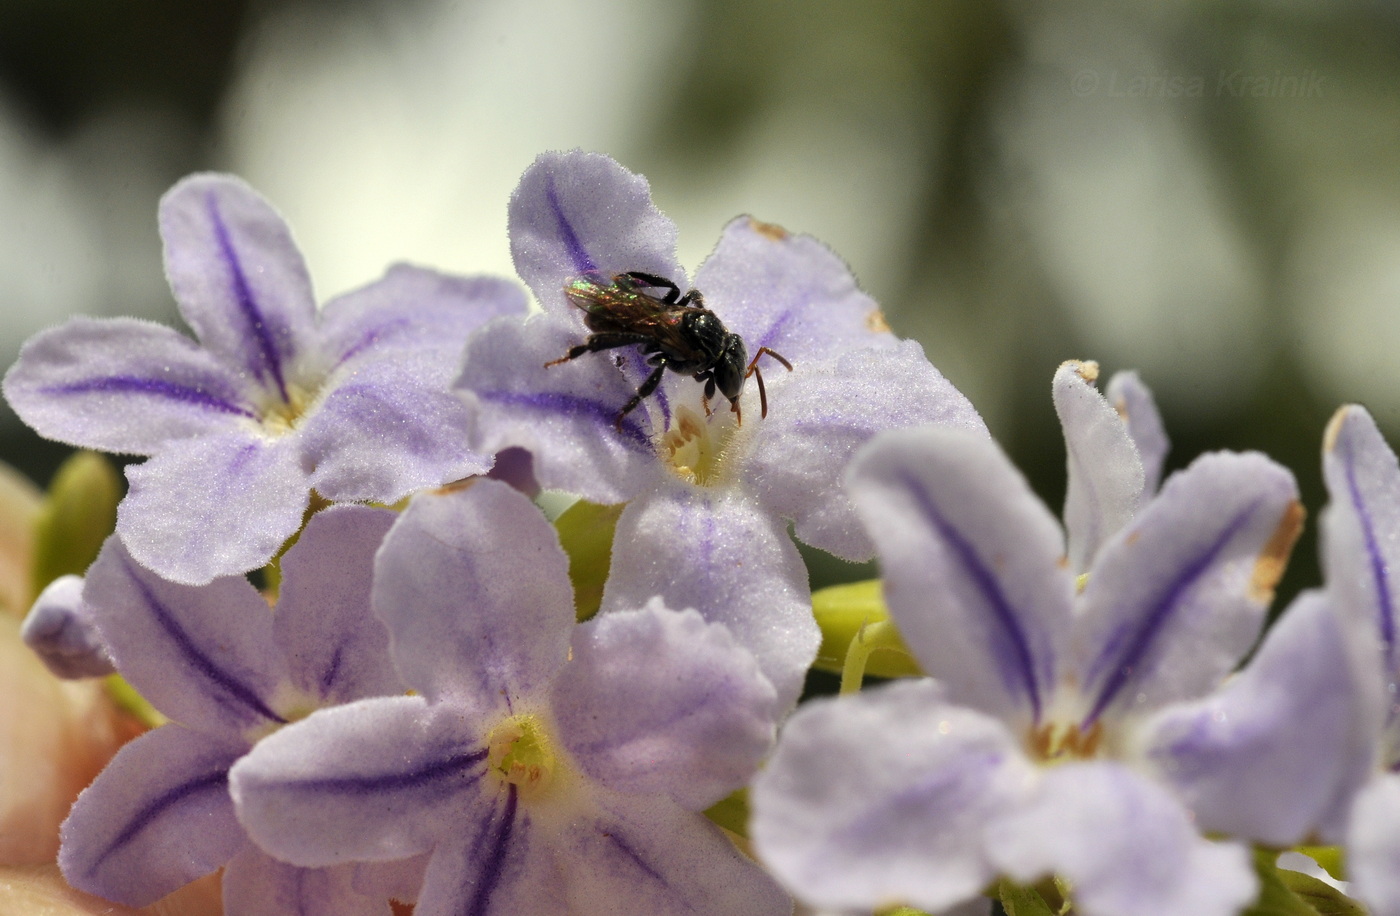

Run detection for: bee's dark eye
[[713, 336, 748, 402]]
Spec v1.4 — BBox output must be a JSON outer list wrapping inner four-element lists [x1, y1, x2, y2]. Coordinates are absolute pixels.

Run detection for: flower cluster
[[3, 150, 1399, 916]]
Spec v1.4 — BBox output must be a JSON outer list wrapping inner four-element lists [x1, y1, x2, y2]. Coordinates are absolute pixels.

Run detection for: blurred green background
[[4, 0, 1399, 606]]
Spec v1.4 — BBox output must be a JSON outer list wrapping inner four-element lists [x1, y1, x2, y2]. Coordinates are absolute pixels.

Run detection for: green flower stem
[[812, 579, 920, 681], [31, 451, 120, 593]]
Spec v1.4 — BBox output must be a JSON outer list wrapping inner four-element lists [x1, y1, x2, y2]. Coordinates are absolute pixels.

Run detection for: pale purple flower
[[3, 173, 527, 585], [456, 149, 985, 708], [751, 368, 1369, 916], [1318, 405, 1400, 916], [58, 505, 414, 914], [230, 479, 790, 916], [21, 574, 114, 679]]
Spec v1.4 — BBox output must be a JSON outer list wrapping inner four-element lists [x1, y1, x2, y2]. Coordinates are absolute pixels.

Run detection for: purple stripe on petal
[[600, 827, 669, 888], [287, 748, 488, 797], [208, 190, 290, 401], [753, 306, 798, 353], [1083, 502, 1257, 725], [478, 390, 652, 451], [465, 786, 519, 916], [1341, 450, 1397, 652], [41, 376, 256, 419], [545, 176, 598, 276], [317, 644, 346, 697], [87, 768, 229, 875], [120, 555, 286, 727], [900, 471, 1044, 722]]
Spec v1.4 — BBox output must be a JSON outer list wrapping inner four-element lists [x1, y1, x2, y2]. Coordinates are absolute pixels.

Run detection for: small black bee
[[545, 270, 792, 430]]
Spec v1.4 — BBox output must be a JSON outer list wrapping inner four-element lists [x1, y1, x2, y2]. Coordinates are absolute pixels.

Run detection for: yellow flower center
[[1028, 719, 1103, 764], [487, 714, 557, 799], [259, 383, 317, 437], [659, 405, 743, 486]]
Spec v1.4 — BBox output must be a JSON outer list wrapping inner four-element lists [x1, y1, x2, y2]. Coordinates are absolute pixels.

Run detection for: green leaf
[[553, 500, 623, 621], [703, 787, 749, 837], [999, 879, 1058, 916], [1278, 866, 1366, 916], [811, 579, 920, 678], [1241, 847, 1322, 916], [31, 451, 120, 593]]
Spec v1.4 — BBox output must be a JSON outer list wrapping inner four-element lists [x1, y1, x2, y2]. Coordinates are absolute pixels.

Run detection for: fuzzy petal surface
[[457, 312, 664, 502], [747, 340, 987, 561], [552, 603, 777, 810], [222, 847, 391, 916], [159, 174, 316, 400], [1105, 370, 1169, 497], [317, 265, 527, 371], [273, 505, 400, 705], [1140, 591, 1377, 845], [1349, 774, 1400, 916], [848, 427, 1071, 727], [603, 486, 816, 712], [231, 695, 488, 867], [299, 357, 487, 502], [21, 574, 114, 679], [509, 150, 684, 311], [59, 724, 247, 907], [2, 317, 254, 456], [1075, 452, 1301, 724], [1054, 360, 1144, 574], [414, 784, 788, 916], [693, 215, 897, 360], [83, 537, 287, 735], [372, 480, 573, 707], [984, 762, 1257, 916], [751, 679, 1033, 915], [118, 432, 309, 585], [1322, 405, 1400, 678]]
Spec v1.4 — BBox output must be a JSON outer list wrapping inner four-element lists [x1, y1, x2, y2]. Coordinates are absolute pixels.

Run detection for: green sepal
[[1242, 847, 1328, 916], [104, 673, 166, 729], [998, 878, 1060, 916], [31, 451, 120, 593], [811, 579, 920, 679], [1293, 846, 1346, 882], [703, 787, 749, 837], [553, 500, 623, 621]]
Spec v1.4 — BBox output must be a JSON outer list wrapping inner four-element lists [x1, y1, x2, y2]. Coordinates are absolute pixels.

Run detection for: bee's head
[[714, 333, 749, 405]]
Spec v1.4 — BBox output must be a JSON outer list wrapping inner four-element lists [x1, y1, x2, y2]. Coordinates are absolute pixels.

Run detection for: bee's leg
[[615, 363, 668, 432], [544, 333, 649, 368], [675, 288, 705, 309], [743, 347, 792, 420], [622, 271, 681, 304], [701, 374, 717, 417]]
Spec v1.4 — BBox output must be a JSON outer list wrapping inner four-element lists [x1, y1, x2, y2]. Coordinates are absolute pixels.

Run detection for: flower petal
[[603, 487, 817, 712], [847, 427, 1072, 727], [1322, 405, 1400, 677], [1348, 774, 1400, 916], [222, 847, 393, 916], [298, 358, 489, 503], [1139, 591, 1378, 845], [58, 724, 247, 907], [1105, 370, 1169, 497], [985, 762, 1257, 916], [509, 150, 684, 312], [317, 265, 527, 371], [746, 340, 987, 560], [372, 480, 573, 706], [552, 603, 777, 811], [457, 312, 666, 503], [21, 575, 114, 679], [231, 695, 489, 867], [693, 215, 897, 361], [117, 432, 309, 584], [2, 317, 254, 456], [273, 505, 400, 705], [83, 537, 287, 736], [414, 784, 790, 916], [159, 174, 316, 401], [1075, 451, 1302, 724], [751, 680, 1033, 915], [1054, 360, 1145, 574]]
